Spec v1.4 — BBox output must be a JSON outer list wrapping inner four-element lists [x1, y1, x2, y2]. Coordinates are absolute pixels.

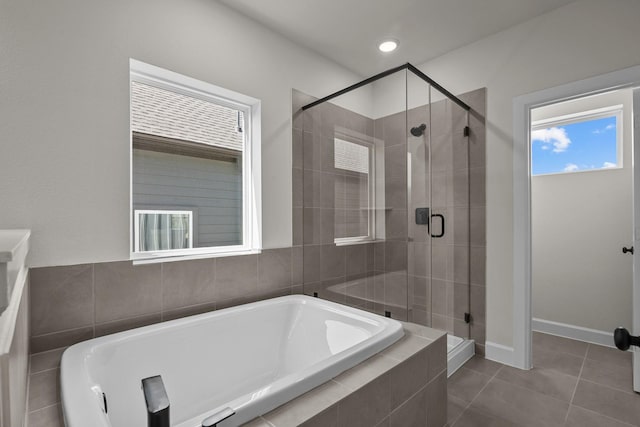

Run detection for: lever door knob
[[622, 246, 634, 255]]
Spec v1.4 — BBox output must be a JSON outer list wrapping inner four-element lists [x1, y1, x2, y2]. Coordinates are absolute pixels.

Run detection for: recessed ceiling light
[[378, 40, 398, 53]]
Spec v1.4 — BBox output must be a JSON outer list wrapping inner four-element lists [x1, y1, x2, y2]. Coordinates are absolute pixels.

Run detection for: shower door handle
[[430, 214, 445, 238]]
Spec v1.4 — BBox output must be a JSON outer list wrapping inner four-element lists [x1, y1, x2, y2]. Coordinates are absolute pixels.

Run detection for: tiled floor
[[448, 332, 640, 426]]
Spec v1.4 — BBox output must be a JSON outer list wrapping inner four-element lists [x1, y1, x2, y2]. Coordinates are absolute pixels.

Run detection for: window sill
[[131, 249, 262, 265], [334, 239, 384, 247]]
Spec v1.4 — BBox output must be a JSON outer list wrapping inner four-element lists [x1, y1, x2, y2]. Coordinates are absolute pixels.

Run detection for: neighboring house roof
[[131, 81, 244, 152]]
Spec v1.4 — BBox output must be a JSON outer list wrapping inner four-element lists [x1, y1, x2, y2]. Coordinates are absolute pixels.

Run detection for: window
[[130, 60, 261, 261], [531, 105, 622, 176], [333, 136, 375, 244]]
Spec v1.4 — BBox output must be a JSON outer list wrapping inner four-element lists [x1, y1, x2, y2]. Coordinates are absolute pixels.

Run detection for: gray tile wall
[[28, 249, 302, 355]]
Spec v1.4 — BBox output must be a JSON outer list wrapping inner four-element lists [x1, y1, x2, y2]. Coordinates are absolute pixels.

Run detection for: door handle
[[622, 246, 634, 255], [614, 327, 640, 351], [430, 213, 445, 238]]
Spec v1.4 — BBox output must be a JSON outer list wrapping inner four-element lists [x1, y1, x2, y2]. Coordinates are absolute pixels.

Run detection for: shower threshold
[[447, 335, 475, 377]]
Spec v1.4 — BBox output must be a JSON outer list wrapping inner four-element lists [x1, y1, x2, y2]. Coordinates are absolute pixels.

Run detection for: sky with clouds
[[531, 116, 617, 175]]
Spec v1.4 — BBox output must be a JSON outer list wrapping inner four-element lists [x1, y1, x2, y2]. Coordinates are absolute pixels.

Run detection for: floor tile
[[572, 379, 640, 426], [532, 346, 584, 377], [532, 332, 588, 358], [452, 407, 519, 427], [564, 405, 637, 427], [447, 395, 467, 425], [580, 357, 633, 393], [469, 378, 569, 427], [586, 343, 632, 365], [462, 356, 503, 376], [495, 365, 577, 402], [448, 368, 492, 403]]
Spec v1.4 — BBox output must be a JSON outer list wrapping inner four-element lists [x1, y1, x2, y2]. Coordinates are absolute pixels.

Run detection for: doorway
[[512, 65, 640, 394]]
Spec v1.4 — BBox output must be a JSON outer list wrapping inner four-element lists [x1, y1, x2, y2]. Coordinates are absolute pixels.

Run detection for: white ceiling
[[218, 0, 576, 76]]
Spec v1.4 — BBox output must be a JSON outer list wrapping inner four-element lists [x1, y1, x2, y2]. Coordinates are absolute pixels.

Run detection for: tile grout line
[[451, 364, 504, 426], [563, 343, 588, 425]]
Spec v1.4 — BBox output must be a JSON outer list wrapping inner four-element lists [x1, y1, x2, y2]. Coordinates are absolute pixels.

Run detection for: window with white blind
[[333, 137, 375, 244], [130, 59, 261, 261]]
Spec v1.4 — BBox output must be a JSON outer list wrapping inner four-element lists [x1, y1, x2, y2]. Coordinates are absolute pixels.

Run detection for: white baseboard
[[532, 318, 614, 348], [485, 341, 516, 367]]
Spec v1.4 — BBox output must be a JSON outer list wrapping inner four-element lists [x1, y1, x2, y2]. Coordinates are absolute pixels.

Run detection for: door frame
[[512, 64, 640, 370]]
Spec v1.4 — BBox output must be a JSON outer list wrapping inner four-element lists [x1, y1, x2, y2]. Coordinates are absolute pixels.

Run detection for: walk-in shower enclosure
[[293, 64, 484, 348]]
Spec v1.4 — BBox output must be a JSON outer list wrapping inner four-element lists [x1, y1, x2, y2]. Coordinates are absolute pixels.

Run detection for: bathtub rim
[[60, 295, 404, 427]]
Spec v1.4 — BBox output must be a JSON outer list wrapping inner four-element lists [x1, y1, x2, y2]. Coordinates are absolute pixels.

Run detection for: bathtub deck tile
[[262, 324, 446, 427], [381, 333, 435, 361], [332, 353, 399, 391], [262, 380, 350, 427]]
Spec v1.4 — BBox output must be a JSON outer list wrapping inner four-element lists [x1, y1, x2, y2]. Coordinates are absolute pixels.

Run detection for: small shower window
[[531, 105, 622, 176], [334, 137, 375, 244]]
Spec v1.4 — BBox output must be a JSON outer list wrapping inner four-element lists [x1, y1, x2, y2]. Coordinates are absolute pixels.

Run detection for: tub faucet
[[142, 375, 170, 427]]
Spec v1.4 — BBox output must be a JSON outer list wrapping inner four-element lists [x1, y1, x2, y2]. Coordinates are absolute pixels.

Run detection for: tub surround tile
[[263, 380, 350, 427], [161, 258, 215, 310], [26, 404, 64, 427], [30, 326, 94, 354], [94, 312, 162, 337], [259, 324, 446, 427], [30, 264, 94, 335], [162, 301, 217, 321], [28, 369, 60, 412], [389, 386, 427, 427], [258, 248, 293, 291], [94, 261, 162, 324], [215, 254, 259, 300], [30, 348, 66, 374], [336, 370, 391, 427]]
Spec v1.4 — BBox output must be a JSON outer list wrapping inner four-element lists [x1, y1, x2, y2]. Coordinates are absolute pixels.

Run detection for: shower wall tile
[[293, 167, 303, 208], [345, 245, 367, 277], [293, 129, 303, 169], [470, 246, 486, 286], [321, 244, 346, 281], [303, 207, 322, 245], [293, 207, 303, 246], [469, 206, 486, 246], [469, 167, 485, 208], [381, 111, 407, 147], [384, 144, 407, 178], [303, 169, 322, 208]]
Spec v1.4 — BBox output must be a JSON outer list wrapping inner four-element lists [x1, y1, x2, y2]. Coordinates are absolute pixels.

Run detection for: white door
[[633, 88, 640, 392]]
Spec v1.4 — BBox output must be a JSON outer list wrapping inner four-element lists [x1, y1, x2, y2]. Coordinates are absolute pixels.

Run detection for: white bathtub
[[60, 295, 404, 427]]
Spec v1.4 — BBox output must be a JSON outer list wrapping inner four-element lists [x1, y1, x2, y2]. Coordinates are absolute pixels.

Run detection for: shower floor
[[447, 334, 475, 377]]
